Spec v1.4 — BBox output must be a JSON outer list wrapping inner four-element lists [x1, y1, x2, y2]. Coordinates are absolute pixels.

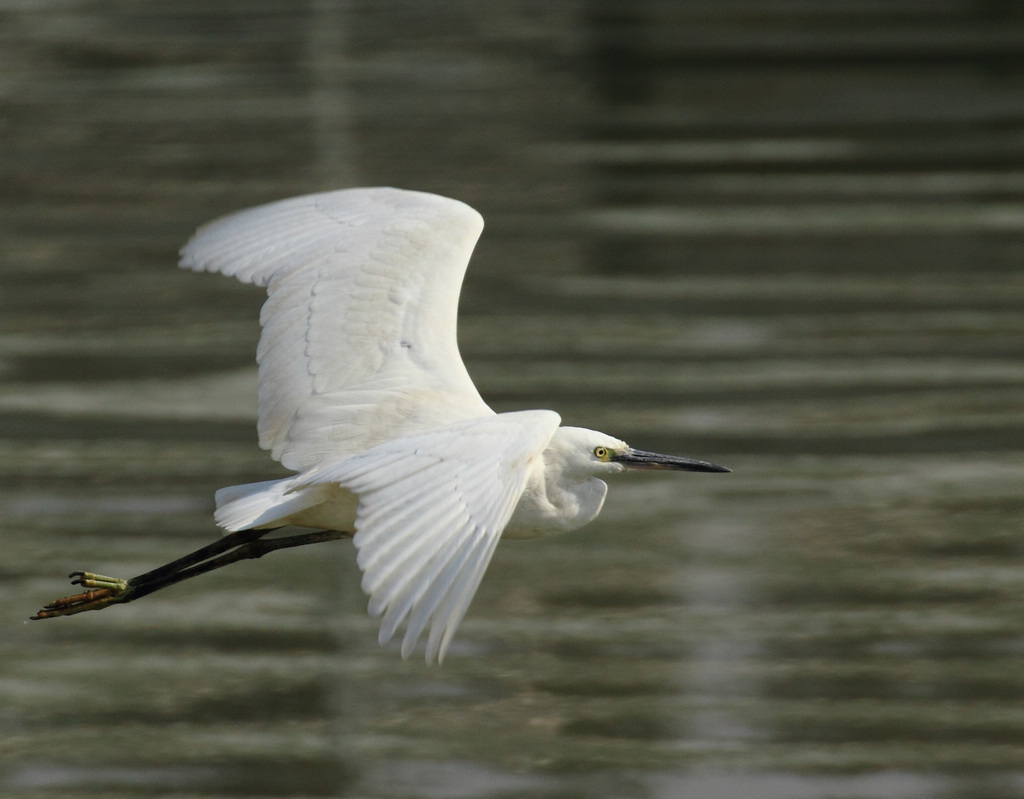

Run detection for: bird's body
[[213, 420, 620, 540], [48, 187, 725, 663]]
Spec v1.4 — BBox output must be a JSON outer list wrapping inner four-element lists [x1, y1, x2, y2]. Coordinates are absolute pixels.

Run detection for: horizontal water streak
[[585, 204, 1024, 235]]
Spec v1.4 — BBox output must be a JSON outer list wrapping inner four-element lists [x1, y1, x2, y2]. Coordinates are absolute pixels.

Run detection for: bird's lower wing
[[297, 410, 561, 663]]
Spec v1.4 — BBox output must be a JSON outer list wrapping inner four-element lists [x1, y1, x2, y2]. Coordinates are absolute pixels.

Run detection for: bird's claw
[[68, 571, 129, 591], [31, 572, 131, 619]]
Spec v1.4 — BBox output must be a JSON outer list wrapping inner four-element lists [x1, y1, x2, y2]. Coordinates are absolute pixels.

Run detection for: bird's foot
[[31, 572, 131, 619]]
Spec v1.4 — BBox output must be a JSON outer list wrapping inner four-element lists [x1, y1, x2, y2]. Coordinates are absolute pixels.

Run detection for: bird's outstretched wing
[[298, 410, 561, 664], [179, 188, 492, 471]]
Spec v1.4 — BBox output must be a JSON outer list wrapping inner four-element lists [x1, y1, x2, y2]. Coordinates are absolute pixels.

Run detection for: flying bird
[[34, 188, 729, 663]]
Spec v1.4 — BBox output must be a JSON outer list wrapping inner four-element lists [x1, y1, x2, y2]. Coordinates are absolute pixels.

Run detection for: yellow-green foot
[[31, 572, 131, 619]]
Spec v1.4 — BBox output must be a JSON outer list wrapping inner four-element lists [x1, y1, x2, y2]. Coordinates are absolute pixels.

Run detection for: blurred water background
[[2, 2, 1024, 797]]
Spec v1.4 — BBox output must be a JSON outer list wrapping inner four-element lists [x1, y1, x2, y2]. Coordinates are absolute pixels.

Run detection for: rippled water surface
[[3, 3, 1024, 798]]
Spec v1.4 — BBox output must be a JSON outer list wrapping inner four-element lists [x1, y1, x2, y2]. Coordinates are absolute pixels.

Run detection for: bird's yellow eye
[[594, 446, 610, 461]]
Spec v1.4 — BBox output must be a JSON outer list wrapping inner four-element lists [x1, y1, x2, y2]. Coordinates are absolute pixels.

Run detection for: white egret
[[34, 188, 729, 663]]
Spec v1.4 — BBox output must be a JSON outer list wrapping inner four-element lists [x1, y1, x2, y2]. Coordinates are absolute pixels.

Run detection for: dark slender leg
[[121, 528, 272, 589], [31, 528, 351, 620], [125, 529, 350, 600]]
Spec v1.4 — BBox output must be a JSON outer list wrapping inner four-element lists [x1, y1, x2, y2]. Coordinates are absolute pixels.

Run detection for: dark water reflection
[[4, 2, 1024, 798]]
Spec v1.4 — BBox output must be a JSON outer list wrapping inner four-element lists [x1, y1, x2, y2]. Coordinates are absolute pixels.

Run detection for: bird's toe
[[31, 573, 131, 619]]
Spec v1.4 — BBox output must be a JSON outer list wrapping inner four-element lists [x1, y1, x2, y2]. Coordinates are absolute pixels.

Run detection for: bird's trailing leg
[[33, 527, 271, 617], [31, 528, 351, 620]]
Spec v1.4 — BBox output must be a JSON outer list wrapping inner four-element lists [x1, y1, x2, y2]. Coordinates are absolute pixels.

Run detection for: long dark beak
[[612, 448, 731, 473]]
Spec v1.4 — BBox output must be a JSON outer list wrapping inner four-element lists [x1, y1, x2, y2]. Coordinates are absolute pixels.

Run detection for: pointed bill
[[612, 448, 730, 473]]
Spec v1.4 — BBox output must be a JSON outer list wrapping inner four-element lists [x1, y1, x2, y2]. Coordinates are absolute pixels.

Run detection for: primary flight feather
[[174, 188, 728, 663]]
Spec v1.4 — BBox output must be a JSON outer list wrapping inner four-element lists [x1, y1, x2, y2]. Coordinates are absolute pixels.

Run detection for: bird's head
[[552, 427, 731, 479]]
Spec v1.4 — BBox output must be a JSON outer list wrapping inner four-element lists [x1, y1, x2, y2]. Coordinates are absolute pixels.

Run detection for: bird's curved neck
[[545, 473, 607, 531], [505, 450, 608, 539]]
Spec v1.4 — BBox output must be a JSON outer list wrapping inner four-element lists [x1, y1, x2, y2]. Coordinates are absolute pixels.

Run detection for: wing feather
[[358, 489, 463, 569], [402, 527, 489, 660], [363, 504, 466, 611], [297, 410, 561, 663], [379, 520, 475, 643], [427, 531, 503, 663], [180, 187, 492, 470]]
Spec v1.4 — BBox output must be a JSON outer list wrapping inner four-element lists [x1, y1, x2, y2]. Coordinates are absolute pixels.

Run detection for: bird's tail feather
[[214, 478, 331, 531]]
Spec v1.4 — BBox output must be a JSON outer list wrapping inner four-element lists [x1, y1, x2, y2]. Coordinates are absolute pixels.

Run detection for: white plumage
[[178, 187, 728, 663], [181, 188, 490, 471]]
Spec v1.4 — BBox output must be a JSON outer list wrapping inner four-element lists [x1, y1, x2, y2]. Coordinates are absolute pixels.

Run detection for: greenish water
[[4, 2, 1024, 797]]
